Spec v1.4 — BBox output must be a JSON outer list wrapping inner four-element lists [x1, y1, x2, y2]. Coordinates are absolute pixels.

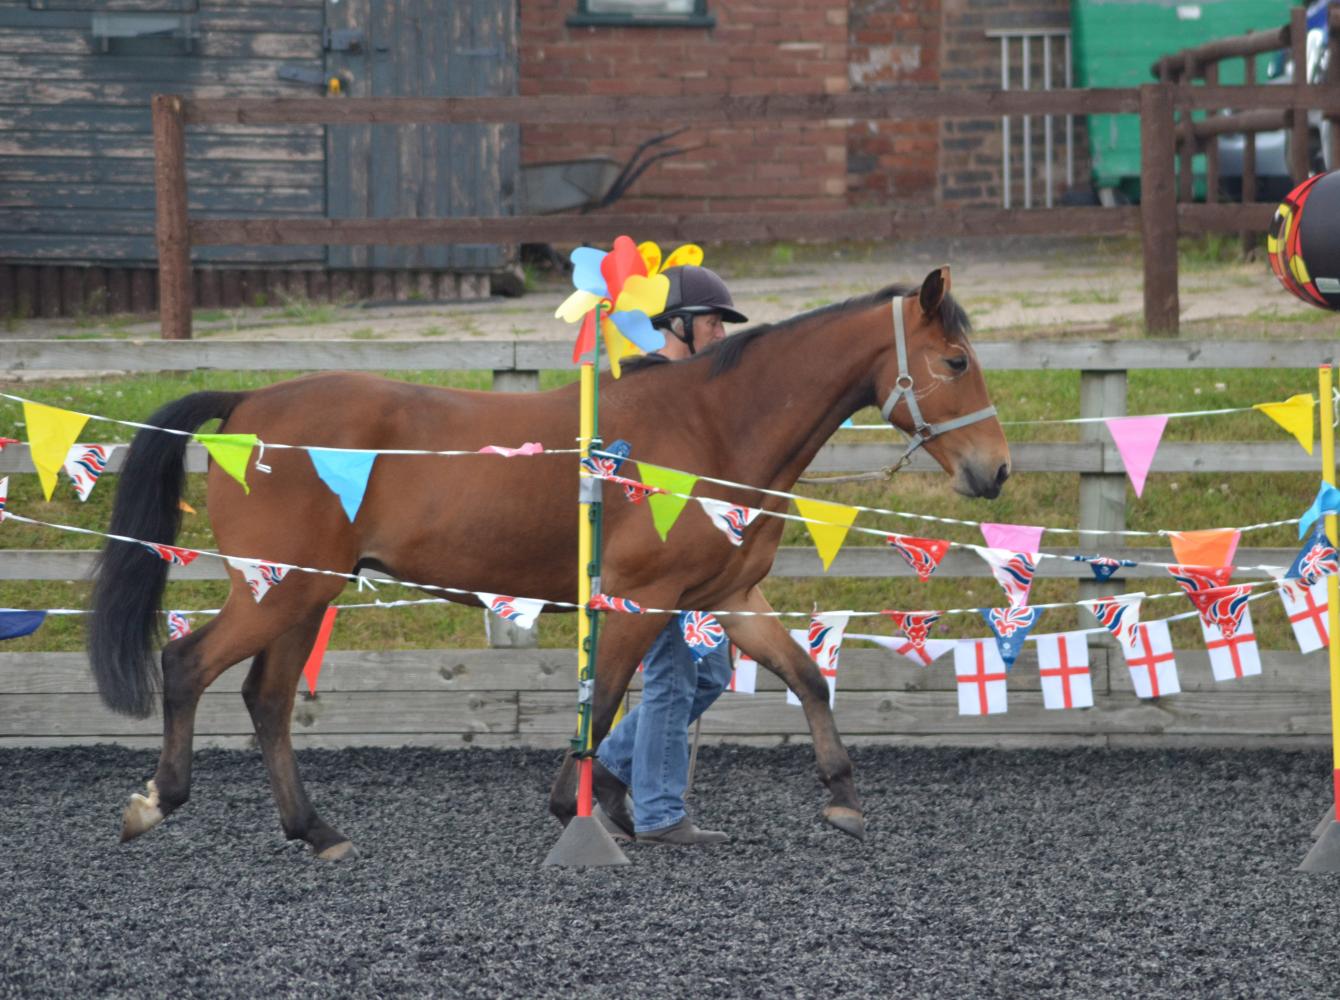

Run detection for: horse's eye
[[946, 356, 969, 374]]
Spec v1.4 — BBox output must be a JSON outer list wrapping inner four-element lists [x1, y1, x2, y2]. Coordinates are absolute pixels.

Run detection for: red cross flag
[[953, 639, 1008, 715], [853, 633, 956, 667], [1121, 619, 1180, 698], [727, 643, 758, 694], [1199, 601, 1262, 681], [1278, 577, 1331, 653], [1034, 631, 1093, 710]]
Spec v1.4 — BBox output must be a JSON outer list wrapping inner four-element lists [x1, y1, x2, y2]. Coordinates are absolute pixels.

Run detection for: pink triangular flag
[[980, 522, 1044, 554], [1105, 415, 1167, 497]]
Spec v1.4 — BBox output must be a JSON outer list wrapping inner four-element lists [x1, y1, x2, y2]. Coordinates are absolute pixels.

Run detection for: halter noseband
[[878, 296, 998, 471]]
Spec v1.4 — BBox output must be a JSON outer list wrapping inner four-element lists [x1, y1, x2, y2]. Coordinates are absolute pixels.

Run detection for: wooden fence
[[152, 80, 1340, 341], [0, 337, 1334, 748]]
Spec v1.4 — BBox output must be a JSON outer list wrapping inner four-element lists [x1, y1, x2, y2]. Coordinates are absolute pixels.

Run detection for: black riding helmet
[[650, 265, 747, 355]]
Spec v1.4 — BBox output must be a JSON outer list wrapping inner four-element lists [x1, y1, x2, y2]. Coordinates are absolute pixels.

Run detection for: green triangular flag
[[194, 432, 258, 494], [637, 462, 699, 541]]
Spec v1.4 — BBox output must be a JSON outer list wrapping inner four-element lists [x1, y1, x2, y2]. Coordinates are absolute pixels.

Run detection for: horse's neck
[[710, 310, 884, 492]]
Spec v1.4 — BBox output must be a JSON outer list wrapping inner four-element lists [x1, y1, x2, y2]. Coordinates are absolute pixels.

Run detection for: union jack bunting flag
[[580, 438, 631, 479], [1088, 593, 1142, 647], [979, 606, 1040, 669], [974, 547, 1038, 607], [166, 610, 192, 641], [1072, 554, 1137, 582], [62, 443, 116, 502], [680, 610, 726, 657], [478, 592, 545, 631], [227, 557, 289, 603], [882, 610, 942, 652], [698, 497, 761, 547], [886, 534, 951, 582], [1286, 523, 1340, 586], [141, 542, 200, 566], [588, 593, 644, 614]]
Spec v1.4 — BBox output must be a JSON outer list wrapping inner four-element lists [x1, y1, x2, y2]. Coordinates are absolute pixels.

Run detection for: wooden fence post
[[1290, 5, 1311, 184], [492, 369, 540, 393], [152, 94, 192, 340], [1140, 83, 1179, 336], [1078, 368, 1128, 635]]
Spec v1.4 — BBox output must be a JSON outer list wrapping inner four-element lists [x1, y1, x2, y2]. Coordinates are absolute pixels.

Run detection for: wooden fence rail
[[153, 81, 1340, 340]]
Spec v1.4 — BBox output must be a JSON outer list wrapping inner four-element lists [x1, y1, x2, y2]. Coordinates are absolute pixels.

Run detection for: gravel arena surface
[[4, 744, 1340, 999]]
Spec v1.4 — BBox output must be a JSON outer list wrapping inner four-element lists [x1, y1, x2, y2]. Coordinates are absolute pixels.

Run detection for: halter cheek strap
[[878, 296, 998, 469]]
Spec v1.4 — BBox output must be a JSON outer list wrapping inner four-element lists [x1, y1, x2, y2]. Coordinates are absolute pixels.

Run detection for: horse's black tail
[[88, 391, 245, 717]]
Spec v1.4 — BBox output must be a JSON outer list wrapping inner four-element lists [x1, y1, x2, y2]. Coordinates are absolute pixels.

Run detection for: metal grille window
[[569, 0, 714, 28], [990, 28, 1075, 209]]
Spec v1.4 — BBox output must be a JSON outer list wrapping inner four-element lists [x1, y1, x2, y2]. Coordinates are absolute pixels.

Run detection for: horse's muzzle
[[957, 461, 1011, 499]]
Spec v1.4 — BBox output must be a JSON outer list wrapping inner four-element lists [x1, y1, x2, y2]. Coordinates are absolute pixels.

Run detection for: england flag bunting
[[697, 497, 762, 547], [63, 443, 117, 502], [0, 476, 7, 521], [852, 633, 956, 667], [979, 606, 1040, 669], [1278, 576, 1331, 653], [1033, 632, 1094, 710], [972, 546, 1038, 607], [477, 592, 546, 631], [885, 533, 950, 582], [227, 557, 290, 603], [786, 613, 849, 709], [1194, 586, 1261, 680], [1285, 523, 1340, 586], [1120, 619, 1181, 699], [882, 610, 942, 653], [166, 610, 192, 641], [954, 639, 1008, 715], [680, 610, 726, 659], [727, 643, 758, 694]]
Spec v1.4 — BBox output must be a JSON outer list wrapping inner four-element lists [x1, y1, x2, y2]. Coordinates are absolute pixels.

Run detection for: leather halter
[[878, 296, 998, 471]]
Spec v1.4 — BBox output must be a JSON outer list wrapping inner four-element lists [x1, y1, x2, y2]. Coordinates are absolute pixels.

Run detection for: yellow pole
[[1320, 364, 1340, 821], [574, 309, 602, 818]]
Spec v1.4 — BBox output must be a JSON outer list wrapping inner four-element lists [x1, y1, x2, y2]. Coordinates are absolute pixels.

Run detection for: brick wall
[[846, 0, 940, 205], [939, 0, 1090, 208], [519, 0, 851, 214]]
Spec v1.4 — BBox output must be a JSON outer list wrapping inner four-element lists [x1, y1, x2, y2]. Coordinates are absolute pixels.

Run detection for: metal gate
[[324, 0, 518, 271]]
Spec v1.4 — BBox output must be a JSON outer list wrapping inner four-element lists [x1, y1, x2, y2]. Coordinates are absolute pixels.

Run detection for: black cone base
[[1299, 819, 1340, 872], [543, 815, 631, 868]]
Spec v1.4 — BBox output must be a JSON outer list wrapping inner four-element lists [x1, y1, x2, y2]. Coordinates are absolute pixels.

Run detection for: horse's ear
[[918, 265, 951, 316]]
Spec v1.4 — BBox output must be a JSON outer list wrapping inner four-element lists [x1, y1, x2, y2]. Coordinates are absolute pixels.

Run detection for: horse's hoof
[[315, 840, 358, 862], [823, 806, 866, 842], [120, 781, 164, 843]]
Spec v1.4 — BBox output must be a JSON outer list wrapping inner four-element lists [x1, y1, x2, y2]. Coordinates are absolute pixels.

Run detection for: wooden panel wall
[[0, 0, 327, 266]]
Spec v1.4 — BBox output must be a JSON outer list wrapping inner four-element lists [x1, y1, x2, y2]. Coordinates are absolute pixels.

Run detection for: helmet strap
[[668, 314, 696, 354]]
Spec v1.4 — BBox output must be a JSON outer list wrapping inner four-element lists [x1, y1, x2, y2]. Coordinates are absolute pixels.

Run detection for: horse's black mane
[[619, 284, 970, 378]]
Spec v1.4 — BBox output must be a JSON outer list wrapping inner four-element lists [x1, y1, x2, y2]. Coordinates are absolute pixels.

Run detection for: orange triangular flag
[[1168, 529, 1240, 568], [301, 606, 339, 695], [179, 500, 197, 515]]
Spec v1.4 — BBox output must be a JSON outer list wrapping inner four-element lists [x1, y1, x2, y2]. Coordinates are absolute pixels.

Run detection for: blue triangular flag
[[1286, 522, 1340, 584], [308, 449, 378, 523], [840, 417, 855, 429], [979, 606, 1039, 670], [1298, 481, 1340, 539], [0, 610, 45, 640]]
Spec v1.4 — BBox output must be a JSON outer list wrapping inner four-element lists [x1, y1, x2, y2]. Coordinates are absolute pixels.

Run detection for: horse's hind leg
[[719, 586, 865, 841], [241, 607, 354, 860]]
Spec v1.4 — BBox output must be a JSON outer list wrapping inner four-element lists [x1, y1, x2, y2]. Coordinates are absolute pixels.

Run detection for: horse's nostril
[[995, 464, 1010, 486]]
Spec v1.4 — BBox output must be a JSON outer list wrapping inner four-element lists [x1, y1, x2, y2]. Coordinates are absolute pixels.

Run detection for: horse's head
[[876, 266, 1011, 499]]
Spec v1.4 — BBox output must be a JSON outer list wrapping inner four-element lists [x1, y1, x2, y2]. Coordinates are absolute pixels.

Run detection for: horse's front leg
[[547, 607, 673, 828], [719, 586, 865, 841]]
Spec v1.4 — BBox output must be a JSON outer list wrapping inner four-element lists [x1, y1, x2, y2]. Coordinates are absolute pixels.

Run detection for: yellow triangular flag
[[1254, 394, 1314, 454], [794, 497, 858, 572], [22, 401, 89, 500], [194, 432, 258, 494]]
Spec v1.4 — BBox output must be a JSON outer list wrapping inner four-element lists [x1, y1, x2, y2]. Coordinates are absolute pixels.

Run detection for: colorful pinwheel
[[555, 236, 703, 377]]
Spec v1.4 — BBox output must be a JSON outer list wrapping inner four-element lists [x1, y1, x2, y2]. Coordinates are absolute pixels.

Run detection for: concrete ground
[[3, 236, 1329, 353]]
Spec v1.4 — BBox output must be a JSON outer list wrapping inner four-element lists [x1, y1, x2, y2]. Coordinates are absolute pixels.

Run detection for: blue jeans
[[596, 619, 732, 833]]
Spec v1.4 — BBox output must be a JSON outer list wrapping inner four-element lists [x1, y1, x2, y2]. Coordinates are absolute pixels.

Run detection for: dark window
[[569, 0, 713, 28]]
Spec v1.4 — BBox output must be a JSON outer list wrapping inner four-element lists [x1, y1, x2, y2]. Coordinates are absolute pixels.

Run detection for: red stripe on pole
[[578, 757, 594, 818], [301, 606, 339, 695], [1333, 770, 1340, 822]]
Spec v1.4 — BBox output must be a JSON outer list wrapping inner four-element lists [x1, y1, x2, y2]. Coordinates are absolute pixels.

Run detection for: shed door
[[325, 0, 517, 270]]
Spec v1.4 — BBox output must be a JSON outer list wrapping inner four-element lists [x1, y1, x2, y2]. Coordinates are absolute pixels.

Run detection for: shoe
[[636, 815, 729, 847], [592, 803, 633, 843]]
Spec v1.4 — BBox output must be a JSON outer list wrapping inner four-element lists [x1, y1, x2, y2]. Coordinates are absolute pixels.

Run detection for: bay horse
[[89, 265, 1009, 859]]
